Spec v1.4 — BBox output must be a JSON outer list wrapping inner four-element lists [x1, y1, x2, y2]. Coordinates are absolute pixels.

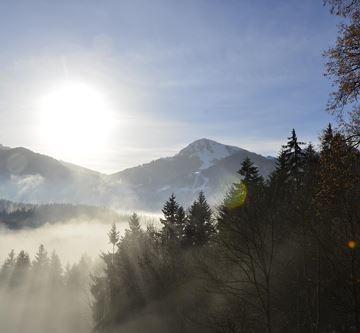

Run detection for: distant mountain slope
[[0, 139, 276, 210], [0, 147, 71, 181], [0, 147, 106, 204], [111, 139, 275, 209]]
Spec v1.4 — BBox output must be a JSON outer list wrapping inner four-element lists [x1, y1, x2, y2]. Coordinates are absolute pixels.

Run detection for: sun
[[37, 81, 115, 159]]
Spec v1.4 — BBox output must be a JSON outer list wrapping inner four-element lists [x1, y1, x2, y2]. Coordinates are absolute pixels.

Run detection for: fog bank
[[0, 220, 126, 264]]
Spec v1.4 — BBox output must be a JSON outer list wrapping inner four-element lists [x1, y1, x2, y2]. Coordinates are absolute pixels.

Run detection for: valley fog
[[0, 216, 158, 264], [0, 221, 97, 333], [0, 0, 358, 331], [0, 222, 116, 264], [0, 215, 161, 333]]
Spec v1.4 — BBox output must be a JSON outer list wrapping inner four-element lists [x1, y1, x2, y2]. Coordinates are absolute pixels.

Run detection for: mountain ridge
[[0, 139, 276, 210], [1, 138, 274, 176]]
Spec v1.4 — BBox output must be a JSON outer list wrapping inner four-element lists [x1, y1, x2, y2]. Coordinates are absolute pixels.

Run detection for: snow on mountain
[[178, 138, 240, 170], [0, 139, 276, 211], [112, 138, 275, 209]]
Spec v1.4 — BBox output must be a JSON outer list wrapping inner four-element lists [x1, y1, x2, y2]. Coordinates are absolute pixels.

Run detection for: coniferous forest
[[0, 0, 360, 332], [1, 124, 359, 332]]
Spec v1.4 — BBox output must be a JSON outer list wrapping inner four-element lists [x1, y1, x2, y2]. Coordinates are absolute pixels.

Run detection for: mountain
[[0, 139, 275, 211], [110, 138, 275, 209], [0, 147, 106, 204]]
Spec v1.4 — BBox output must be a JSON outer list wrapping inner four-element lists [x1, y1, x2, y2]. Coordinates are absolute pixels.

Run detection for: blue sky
[[0, 0, 341, 172]]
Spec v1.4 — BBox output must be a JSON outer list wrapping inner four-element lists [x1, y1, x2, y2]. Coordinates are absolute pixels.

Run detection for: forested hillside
[[0, 200, 123, 229], [88, 127, 359, 332], [2, 126, 358, 333], [1, 0, 359, 332]]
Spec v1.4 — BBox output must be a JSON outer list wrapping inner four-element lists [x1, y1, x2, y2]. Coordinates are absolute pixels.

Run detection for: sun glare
[[38, 82, 115, 158]]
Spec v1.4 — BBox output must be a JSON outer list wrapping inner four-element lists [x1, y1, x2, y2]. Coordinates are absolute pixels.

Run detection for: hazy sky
[[0, 0, 340, 173]]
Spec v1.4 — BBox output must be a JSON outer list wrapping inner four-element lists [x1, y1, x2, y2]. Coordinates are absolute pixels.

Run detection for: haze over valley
[[0, 137, 275, 268], [0, 0, 359, 332]]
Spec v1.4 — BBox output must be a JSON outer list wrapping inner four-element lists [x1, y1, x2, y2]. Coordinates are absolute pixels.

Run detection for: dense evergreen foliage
[[87, 127, 359, 333], [0, 126, 358, 332], [0, 127, 358, 333], [0, 201, 126, 229], [1, 2, 359, 333]]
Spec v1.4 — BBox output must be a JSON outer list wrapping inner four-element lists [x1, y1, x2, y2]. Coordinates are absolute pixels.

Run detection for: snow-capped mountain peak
[[177, 138, 240, 170], [0, 139, 275, 211]]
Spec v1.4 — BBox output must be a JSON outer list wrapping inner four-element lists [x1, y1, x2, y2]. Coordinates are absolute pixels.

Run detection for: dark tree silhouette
[[238, 157, 263, 185], [184, 191, 215, 246]]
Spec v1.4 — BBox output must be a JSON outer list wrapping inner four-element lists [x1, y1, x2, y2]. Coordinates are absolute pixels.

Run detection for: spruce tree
[[272, 149, 288, 184], [303, 143, 319, 171], [320, 123, 334, 153], [32, 244, 49, 272], [108, 223, 119, 256], [30, 244, 49, 289], [15, 250, 30, 270], [0, 249, 16, 284], [238, 157, 263, 185], [282, 128, 305, 182], [128, 213, 141, 234], [49, 251, 63, 287], [184, 191, 215, 246], [267, 148, 293, 209], [160, 193, 185, 242], [11, 250, 30, 287], [108, 223, 119, 268], [176, 206, 187, 243]]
